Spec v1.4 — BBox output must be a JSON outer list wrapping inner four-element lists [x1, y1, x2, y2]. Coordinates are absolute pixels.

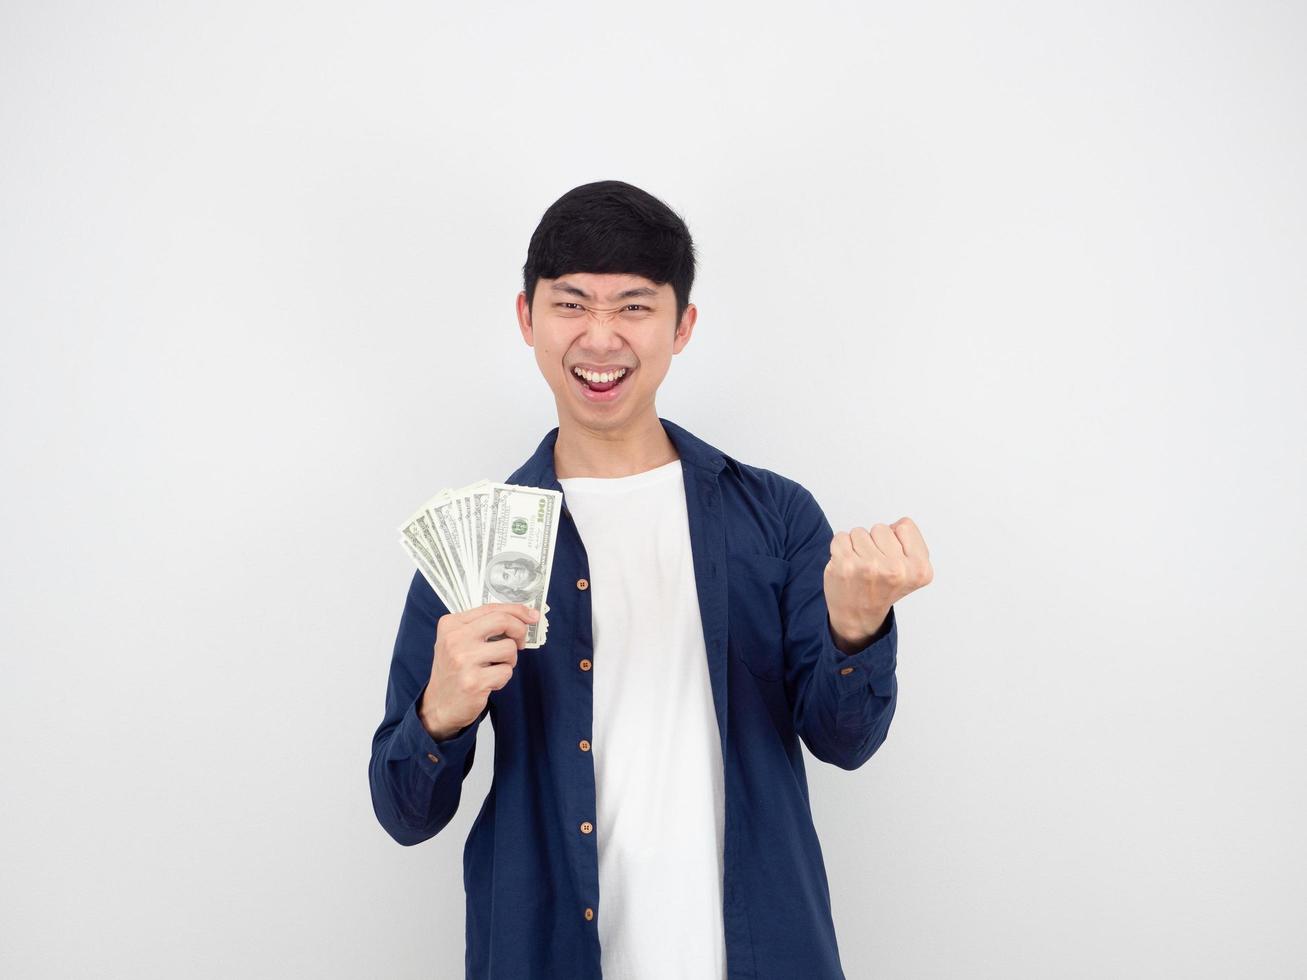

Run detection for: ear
[[672, 303, 698, 354], [516, 291, 534, 347]]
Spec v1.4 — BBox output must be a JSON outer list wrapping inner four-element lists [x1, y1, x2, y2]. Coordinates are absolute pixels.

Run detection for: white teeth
[[573, 367, 627, 384]]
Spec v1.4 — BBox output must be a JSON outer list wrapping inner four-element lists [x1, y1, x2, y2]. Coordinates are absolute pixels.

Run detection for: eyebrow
[[549, 281, 659, 302]]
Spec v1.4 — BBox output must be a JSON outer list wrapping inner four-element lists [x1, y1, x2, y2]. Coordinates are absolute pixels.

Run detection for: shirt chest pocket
[[726, 551, 790, 682]]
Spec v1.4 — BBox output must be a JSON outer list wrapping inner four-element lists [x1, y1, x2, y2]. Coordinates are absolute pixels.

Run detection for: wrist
[[419, 693, 458, 741], [829, 608, 889, 655]]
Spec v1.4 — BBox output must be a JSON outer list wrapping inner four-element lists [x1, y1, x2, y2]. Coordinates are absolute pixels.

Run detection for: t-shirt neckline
[[556, 458, 683, 493]]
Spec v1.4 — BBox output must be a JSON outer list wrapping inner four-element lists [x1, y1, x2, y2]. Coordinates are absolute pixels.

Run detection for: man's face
[[490, 562, 531, 590], [516, 272, 696, 431]]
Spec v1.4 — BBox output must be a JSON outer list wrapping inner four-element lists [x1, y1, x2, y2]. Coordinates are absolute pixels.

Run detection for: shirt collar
[[507, 416, 727, 491]]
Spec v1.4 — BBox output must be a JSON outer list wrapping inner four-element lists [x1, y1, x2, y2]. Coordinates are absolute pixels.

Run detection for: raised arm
[[779, 483, 930, 770]]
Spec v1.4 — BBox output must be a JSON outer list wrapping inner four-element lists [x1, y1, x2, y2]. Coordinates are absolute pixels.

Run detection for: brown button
[[579, 739, 591, 751], [576, 578, 589, 590], [579, 658, 592, 671], [839, 666, 855, 675], [580, 821, 593, 834], [584, 907, 594, 921], [426, 752, 440, 763]]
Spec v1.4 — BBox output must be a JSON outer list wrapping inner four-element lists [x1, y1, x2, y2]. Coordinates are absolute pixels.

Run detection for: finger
[[481, 637, 520, 669], [829, 530, 854, 561], [868, 523, 906, 560], [497, 617, 529, 650], [848, 526, 877, 560], [891, 517, 929, 560], [481, 662, 515, 692], [468, 609, 532, 644], [453, 602, 538, 624]]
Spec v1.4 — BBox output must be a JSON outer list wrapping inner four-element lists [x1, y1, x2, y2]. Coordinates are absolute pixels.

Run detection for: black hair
[[522, 180, 697, 328]]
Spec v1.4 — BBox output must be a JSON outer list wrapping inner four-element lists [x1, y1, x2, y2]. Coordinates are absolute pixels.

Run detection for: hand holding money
[[419, 603, 541, 740], [397, 480, 563, 649]]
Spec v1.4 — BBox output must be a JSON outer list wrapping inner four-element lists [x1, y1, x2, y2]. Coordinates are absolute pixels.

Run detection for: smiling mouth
[[571, 367, 633, 392]]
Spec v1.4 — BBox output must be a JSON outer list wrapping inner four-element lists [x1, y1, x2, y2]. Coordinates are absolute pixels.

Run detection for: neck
[[554, 409, 679, 479]]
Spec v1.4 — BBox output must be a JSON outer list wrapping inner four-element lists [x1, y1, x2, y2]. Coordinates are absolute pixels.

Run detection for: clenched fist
[[419, 602, 540, 740], [824, 516, 933, 654]]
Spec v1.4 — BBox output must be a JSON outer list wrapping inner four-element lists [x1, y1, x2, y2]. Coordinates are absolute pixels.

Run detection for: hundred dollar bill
[[479, 483, 562, 649], [397, 527, 459, 613], [427, 491, 474, 610], [397, 498, 467, 611]]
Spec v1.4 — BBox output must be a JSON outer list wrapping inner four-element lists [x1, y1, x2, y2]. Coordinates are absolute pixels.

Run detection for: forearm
[[368, 572, 484, 845], [796, 607, 898, 770], [369, 688, 482, 844]]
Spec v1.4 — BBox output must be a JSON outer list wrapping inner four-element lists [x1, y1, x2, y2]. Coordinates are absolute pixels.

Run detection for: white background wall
[[2, 2, 1303, 977]]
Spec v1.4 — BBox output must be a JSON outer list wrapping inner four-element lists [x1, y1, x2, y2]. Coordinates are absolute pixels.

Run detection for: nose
[[578, 307, 626, 350]]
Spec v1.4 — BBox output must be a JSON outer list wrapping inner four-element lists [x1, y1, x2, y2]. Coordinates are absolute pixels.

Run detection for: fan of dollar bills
[[397, 480, 563, 649]]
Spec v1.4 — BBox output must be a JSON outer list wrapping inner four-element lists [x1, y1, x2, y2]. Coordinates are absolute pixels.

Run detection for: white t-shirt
[[558, 457, 727, 980]]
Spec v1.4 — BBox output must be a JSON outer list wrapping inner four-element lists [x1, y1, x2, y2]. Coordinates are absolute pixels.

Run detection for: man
[[369, 180, 934, 979]]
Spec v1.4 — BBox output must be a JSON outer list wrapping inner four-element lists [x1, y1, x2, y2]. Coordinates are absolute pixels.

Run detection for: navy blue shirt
[[369, 417, 898, 979]]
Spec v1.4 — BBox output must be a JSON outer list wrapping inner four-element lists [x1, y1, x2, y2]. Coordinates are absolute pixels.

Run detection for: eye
[[625, 305, 648, 312]]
